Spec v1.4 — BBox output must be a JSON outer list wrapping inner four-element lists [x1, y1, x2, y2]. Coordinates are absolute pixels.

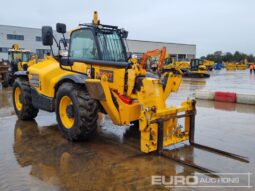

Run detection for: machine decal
[[99, 69, 114, 82]]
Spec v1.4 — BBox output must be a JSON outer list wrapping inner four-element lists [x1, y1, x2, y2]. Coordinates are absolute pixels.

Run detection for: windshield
[[69, 29, 99, 60], [8, 51, 22, 63], [191, 59, 202, 70], [69, 29, 126, 62], [22, 52, 31, 62], [97, 31, 126, 62], [164, 57, 173, 65]]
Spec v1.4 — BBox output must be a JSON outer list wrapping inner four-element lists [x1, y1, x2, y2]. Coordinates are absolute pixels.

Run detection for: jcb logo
[[98, 69, 114, 82]]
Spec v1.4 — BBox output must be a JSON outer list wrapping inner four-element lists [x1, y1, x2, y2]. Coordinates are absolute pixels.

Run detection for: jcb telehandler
[[12, 12, 248, 175], [2, 44, 36, 88]]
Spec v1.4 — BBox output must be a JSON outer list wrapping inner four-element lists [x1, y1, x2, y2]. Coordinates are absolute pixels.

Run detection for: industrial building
[[0, 25, 196, 60], [0, 25, 61, 60], [127, 40, 196, 60]]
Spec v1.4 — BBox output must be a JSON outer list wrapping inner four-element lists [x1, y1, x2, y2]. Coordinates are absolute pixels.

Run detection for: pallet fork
[[158, 100, 249, 175]]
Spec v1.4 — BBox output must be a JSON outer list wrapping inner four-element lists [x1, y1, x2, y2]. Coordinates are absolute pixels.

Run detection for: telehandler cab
[[12, 11, 248, 175]]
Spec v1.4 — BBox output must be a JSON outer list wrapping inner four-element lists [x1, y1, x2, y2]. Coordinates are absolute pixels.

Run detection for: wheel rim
[[14, 87, 23, 111], [59, 96, 74, 129]]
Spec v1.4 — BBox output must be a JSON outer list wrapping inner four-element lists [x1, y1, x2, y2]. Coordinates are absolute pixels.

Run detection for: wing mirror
[[42, 26, 53, 46], [56, 23, 66, 34]]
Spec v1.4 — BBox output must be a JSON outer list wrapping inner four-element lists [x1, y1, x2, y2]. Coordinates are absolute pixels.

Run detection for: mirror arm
[[62, 34, 67, 50], [50, 46, 54, 57], [52, 34, 60, 55]]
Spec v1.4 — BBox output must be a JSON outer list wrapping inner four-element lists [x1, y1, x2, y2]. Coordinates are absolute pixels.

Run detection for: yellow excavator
[[2, 44, 37, 87], [163, 54, 190, 73], [12, 11, 248, 175], [236, 59, 247, 70], [139, 47, 166, 73], [202, 59, 214, 71], [176, 60, 190, 70], [183, 59, 210, 78], [225, 62, 236, 71], [164, 57, 209, 78]]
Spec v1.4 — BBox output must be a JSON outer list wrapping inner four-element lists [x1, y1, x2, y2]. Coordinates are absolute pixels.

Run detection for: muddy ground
[[0, 70, 254, 191]]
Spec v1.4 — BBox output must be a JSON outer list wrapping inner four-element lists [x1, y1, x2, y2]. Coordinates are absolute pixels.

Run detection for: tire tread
[[13, 78, 39, 120], [56, 83, 98, 141]]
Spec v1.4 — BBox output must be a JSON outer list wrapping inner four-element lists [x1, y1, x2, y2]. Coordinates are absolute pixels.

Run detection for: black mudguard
[[55, 74, 88, 91]]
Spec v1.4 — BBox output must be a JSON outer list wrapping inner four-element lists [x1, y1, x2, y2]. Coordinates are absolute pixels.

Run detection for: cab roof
[[8, 49, 31, 53]]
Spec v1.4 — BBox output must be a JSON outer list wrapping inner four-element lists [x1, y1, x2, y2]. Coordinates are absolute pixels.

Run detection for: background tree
[[201, 51, 255, 63]]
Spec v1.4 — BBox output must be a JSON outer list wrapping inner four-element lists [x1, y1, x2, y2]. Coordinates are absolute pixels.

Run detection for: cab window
[[69, 29, 99, 60], [22, 52, 31, 62], [97, 31, 126, 62]]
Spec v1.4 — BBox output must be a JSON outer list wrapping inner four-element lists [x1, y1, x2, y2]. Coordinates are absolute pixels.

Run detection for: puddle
[[0, 70, 254, 190]]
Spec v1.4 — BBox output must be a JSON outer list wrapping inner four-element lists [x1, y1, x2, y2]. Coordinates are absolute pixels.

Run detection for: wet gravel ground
[[0, 70, 254, 191]]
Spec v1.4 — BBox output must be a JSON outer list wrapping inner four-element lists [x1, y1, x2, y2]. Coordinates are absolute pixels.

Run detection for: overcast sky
[[1, 0, 254, 56]]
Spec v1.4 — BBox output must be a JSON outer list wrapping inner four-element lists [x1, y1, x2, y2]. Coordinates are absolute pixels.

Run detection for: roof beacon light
[[93, 11, 100, 26]]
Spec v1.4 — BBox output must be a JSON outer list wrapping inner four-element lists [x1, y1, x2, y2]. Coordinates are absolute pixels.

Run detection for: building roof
[[0, 24, 195, 47], [127, 39, 196, 47]]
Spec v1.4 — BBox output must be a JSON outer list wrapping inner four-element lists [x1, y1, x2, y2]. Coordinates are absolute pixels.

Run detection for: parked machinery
[[202, 59, 214, 71], [0, 60, 9, 85], [163, 54, 190, 73], [175, 60, 190, 71], [12, 12, 248, 175], [225, 62, 237, 71], [182, 59, 210, 78], [139, 47, 166, 73], [2, 44, 37, 87], [236, 59, 247, 70]]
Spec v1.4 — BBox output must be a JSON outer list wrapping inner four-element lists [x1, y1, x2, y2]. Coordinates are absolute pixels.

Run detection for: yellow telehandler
[[12, 12, 248, 175], [2, 44, 37, 87]]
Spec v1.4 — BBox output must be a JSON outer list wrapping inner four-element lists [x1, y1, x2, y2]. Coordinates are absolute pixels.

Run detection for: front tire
[[56, 83, 98, 141], [12, 78, 39, 120]]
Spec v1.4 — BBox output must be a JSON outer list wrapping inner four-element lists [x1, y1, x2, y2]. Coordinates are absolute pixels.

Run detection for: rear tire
[[56, 83, 98, 141], [2, 73, 9, 88], [12, 78, 39, 120]]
